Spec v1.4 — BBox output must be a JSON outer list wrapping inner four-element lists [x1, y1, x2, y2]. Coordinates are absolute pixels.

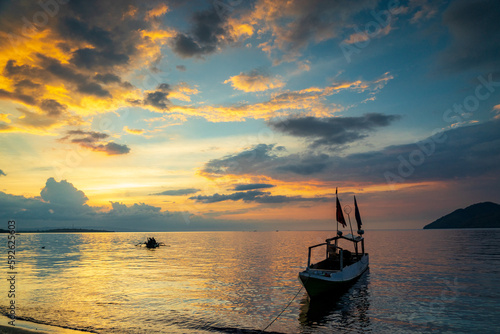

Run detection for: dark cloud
[[190, 190, 267, 203], [0, 0, 177, 112], [202, 120, 500, 185], [5, 56, 112, 98], [94, 142, 131, 155], [39, 99, 67, 117], [140, 82, 172, 109], [94, 73, 122, 84], [152, 188, 200, 196], [0, 169, 6, 176], [269, 113, 401, 148], [4, 60, 45, 79], [144, 91, 170, 109], [172, 7, 230, 58], [276, 154, 331, 175], [157, 83, 171, 91], [40, 177, 88, 207], [41, 55, 111, 97], [202, 144, 286, 177], [127, 99, 142, 106], [61, 130, 131, 155], [0, 88, 36, 105], [252, 194, 329, 204], [1, 59, 82, 129], [39, 54, 87, 82], [190, 190, 329, 204], [15, 107, 62, 129], [0, 190, 56, 223], [233, 183, 275, 191], [13, 79, 41, 92], [176, 65, 186, 71], [0, 177, 194, 231], [440, 0, 500, 73], [65, 130, 108, 142], [77, 81, 111, 97], [58, 17, 114, 49], [172, 34, 213, 58], [54, 2, 154, 70], [71, 47, 130, 69], [199, 143, 333, 179], [251, 0, 378, 62]]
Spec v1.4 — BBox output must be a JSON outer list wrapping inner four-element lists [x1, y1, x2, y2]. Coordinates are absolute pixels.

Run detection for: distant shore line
[[2, 227, 500, 234], [0, 228, 114, 234]]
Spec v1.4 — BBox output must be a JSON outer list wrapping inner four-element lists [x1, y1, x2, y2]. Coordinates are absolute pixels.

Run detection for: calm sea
[[1, 230, 499, 333]]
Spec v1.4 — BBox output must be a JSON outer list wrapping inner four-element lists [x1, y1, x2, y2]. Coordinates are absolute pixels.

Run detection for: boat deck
[[311, 254, 366, 271]]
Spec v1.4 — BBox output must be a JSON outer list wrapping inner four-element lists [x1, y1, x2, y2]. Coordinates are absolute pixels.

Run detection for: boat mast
[[354, 195, 365, 255], [336, 188, 339, 234], [345, 207, 359, 256], [345, 207, 354, 237]]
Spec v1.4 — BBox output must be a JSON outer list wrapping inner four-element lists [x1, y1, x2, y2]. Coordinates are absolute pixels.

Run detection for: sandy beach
[[0, 324, 41, 334]]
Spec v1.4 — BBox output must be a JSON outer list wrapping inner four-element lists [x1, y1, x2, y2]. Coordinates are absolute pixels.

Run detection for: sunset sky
[[1, 0, 499, 231]]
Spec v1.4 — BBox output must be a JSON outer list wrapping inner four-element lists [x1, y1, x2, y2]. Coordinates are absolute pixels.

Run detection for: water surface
[[1, 230, 499, 333]]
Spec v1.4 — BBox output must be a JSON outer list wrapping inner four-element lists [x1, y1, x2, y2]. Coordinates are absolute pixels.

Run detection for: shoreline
[[0, 316, 91, 334]]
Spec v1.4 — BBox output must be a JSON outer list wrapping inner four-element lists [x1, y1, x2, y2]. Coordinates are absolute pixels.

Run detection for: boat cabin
[[307, 232, 366, 272]]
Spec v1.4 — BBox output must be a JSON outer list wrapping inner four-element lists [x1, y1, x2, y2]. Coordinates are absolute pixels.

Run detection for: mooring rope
[[261, 276, 308, 332]]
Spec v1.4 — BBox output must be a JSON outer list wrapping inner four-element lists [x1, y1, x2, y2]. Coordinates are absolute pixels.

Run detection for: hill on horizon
[[423, 202, 500, 229]]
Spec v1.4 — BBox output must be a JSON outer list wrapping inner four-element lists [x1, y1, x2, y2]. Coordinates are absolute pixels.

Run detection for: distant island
[[424, 202, 500, 229], [0, 228, 114, 233]]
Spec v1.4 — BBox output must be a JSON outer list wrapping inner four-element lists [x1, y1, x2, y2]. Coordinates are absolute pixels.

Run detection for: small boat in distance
[[136, 237, 166, 249], [299, 189, 369, 299]]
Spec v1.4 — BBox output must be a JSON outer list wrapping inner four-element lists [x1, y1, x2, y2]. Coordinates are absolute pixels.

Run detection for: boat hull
[[299, 254, 369, 298]]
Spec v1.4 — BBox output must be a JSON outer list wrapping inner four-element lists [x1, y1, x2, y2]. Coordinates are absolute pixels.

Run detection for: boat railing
[[307, 242, 349, 270], [307, 240, 369, 271], [307, 242, 327, 268]]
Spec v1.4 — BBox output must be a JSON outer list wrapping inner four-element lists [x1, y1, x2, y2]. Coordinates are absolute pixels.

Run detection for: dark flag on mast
[[354, 196, 362, 231], [336, 188, 347, 227]]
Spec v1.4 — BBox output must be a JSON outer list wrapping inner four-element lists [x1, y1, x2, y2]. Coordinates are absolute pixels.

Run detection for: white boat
[[299, 191, 369, 298]]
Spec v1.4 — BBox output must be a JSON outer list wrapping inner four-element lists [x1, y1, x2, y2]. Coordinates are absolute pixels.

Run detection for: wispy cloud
[[151, 188, 200, 196], [60, 130, 130, 155], [124, 126, 145, 135], [224, 68, 285, 92], [190, 190, 329, 204], [233, 183, 275, 191]]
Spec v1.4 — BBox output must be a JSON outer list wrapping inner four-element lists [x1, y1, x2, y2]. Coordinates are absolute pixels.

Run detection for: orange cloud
[[0, 113, 11, 123], [154, 73, 392, 122], [493, 104, 500, 119], [124, 126, 144, 135], [224, 69, 285, 92], [343, 24, 393, 45], [0, 1, 180, 136], [227, 18, 254, 39], [168, 82, 199, 102], [146, 3, 169, 20]]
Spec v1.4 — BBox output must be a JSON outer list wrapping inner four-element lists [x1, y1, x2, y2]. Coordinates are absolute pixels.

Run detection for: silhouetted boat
[[299, 190, 369, 298], [136, 237, 166, 249]]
